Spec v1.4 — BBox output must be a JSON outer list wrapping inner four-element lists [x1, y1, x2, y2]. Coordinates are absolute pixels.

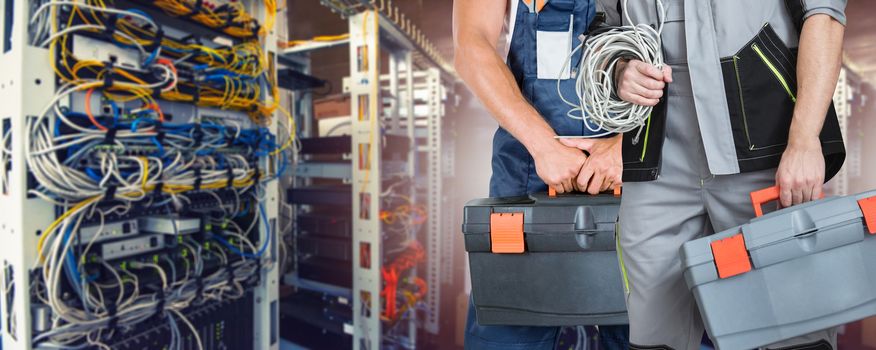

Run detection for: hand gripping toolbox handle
[[548, 186, 622, 197], [704, 188, 876, 282], [750, 186, 825, 217], [712, 186, 830, 279]]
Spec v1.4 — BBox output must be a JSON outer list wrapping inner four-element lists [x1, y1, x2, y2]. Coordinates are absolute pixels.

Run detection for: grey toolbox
[[462, 192, 628, 326], [681, 186, 876, 350]]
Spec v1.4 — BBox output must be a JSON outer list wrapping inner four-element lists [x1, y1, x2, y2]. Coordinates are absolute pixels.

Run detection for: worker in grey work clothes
[[453, 0, 629, 349], [561, 0, 847, 349]]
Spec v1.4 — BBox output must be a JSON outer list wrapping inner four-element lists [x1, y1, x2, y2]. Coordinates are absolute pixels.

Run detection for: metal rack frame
[[349, 11, 385, 349], [421, 68, 446, 335], [281, 3, 456, 347], [318, 0, 456, 80]]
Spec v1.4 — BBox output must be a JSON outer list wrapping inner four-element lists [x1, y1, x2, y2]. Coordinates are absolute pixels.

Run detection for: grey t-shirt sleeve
[[802, 0, 847, 25]]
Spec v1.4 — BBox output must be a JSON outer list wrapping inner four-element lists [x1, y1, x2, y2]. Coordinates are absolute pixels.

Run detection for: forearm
[[789, 14, 845, 147], [454, 38, 557, 157]]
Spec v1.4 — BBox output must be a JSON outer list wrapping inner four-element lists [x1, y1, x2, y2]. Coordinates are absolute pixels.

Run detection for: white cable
[[25, 3, 276, 346], [30, 1, 159, 29], [557, 0, 666, 140]]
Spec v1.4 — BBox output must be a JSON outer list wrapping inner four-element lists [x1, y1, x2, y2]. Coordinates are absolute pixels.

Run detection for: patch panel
[[139, 216, 202, 235], [77, 219, 140, 245], [98, 292, 256, 350], [100, 234, 166, 260]]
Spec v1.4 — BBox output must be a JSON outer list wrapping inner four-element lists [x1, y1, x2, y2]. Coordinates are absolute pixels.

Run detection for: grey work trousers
[[617, 67, 837, 350]]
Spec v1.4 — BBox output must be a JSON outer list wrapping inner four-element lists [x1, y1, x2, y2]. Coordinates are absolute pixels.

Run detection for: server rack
[[0, 0, 283, 348], [280, 4, 458, 347]]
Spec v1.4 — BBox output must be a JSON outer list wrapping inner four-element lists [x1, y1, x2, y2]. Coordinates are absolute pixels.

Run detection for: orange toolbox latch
[[710, 234, 752, 279], [858, 196, 876, 235], [490, 212, 524, 253]]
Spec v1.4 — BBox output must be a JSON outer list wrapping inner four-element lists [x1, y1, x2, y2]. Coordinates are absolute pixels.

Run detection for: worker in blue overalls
[[453, 0, 629, 348]]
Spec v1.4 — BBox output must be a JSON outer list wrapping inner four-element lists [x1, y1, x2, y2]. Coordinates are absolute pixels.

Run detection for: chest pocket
[[513, 0, 603, 136], [536, 10, 574, 80], [533, 0, 585, 80]]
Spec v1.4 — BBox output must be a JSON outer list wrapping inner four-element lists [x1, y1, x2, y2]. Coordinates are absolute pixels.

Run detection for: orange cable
[[84, 88, 109, 131]]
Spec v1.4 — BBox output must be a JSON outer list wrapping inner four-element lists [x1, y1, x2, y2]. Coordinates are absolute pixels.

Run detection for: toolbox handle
[[750, 186, 826, 217], [751, 186, 824, 217], [548, 186, 621, 197], [750, 186, 780, 217]]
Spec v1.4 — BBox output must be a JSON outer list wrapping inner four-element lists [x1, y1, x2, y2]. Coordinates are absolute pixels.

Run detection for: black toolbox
[[462, 193, 628, 326]]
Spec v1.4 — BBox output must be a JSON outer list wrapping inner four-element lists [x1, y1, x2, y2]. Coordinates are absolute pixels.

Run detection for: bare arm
[[452, 0, 586, 193], [776, 14, 845, 206]]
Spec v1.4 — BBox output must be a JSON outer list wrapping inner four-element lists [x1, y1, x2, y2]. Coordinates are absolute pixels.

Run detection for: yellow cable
[[36, 196, 101, 263], [140, 157, 150, 190], [281, 34, 350, 48], [261, 0, 276, 37], [270, 103, 296, 156], [36, 0, 279, 262]]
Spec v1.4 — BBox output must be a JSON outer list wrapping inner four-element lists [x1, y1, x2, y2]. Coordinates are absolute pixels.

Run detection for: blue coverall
[[464, 0, 630, 348]]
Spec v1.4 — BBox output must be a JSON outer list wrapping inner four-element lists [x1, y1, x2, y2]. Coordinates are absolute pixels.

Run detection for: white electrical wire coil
[[556, 0, 666, 140]]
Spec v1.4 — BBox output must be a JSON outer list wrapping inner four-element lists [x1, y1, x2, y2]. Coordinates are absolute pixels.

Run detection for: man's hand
[[774, 14, 844, 208], [532, 141, 588, 194], [560, 135, 623, 195], [616, 59, 673, 106], [776, 136, 824, 207]]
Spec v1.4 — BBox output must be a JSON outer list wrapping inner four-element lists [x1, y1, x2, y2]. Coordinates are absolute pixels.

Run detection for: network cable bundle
[[557, 0, 665, 140], [0, 0, 292, 348]]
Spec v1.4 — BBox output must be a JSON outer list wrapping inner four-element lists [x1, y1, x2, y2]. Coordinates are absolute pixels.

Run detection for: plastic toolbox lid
[[462, 193, 620, 253], [681, 190, 876, 285]]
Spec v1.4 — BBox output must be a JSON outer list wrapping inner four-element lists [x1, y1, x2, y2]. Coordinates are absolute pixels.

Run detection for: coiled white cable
[[557, 0, 666, 140]]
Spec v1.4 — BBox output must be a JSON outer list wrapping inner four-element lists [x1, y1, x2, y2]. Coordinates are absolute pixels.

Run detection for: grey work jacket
[[599, 0, 847, 181]]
